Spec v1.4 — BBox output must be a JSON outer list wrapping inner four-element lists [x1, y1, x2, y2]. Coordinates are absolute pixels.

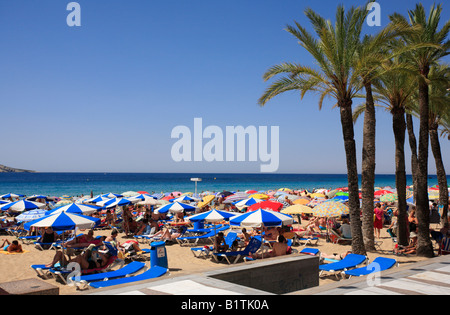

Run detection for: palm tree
[[390, 3, 449, 257], [428, 64, 450, 225], [354, 56, 417, 247], [354, 22, 413, 251], [258, 4, 367, 255]]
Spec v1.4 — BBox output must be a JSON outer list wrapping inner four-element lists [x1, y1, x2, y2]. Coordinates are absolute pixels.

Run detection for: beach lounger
[[299, 247, 320, 256], [319, 253, 367, 279], [343, 257, 397, 279], [31, 264, 53, 279], [176, 225, 229, 247], [190, 232, 238, 258], [298, 236, 319, 246], [329, 229, 352, 244], [439, 236, 450, 256], [88, 265, 168, 289], [18, 235, 41, 245], [213, 237, 262, 264], [70, 261, 147, 289]]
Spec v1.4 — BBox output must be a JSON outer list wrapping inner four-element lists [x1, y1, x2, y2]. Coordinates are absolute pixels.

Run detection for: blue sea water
[[0, 172, 445, 197]]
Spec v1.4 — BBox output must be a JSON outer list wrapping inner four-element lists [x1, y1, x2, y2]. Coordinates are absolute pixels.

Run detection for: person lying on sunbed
[[252, 235, 288, 259], [45, 244, 110, 270]]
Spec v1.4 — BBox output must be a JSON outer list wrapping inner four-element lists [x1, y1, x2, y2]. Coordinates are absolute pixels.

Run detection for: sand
[[0, 224, 431, 295]]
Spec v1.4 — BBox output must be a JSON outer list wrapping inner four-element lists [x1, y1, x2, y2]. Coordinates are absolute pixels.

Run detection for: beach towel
[[0, 250, 29, 255]]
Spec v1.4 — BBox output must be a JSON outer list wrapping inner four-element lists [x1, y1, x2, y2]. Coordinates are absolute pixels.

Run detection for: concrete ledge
[[205, 254, 319, 294], [0, 278, 59, 295]]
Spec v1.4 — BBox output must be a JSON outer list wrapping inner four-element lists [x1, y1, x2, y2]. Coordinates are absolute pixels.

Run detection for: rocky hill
[[0, 164, 35, 173]]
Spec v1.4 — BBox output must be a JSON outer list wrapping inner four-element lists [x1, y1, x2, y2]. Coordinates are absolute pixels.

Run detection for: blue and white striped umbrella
[[24, 212, 101, 231], [230, 209, 293, 228], [234, 198, 262, 210], [84, 195, 111, 204], [16, 209, 47, 222], [98, 197, 134, 209], [150, 193, 164, 200], [45, 203, 100, 216], [187, 209, 237, 223], [155, 201, 196, 214], [171, 195, 197, 203], [102, 193, 123, 198], [0, 193, 25, 200], [0, 200, 46, 213]]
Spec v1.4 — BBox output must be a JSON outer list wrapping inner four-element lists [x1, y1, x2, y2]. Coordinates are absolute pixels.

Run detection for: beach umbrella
[[54, 199, 73, 207], [312, 201, 349, 218], [16, 209, 47, 222], [406, 197, 415, 206], [293, 198, 310, 205], [249, 193, 269, 200], [277, 188, 292, 192], [374, 190, 393, 196], [281, 205, 314, 215], [26, 195, 51, 202], [187, 209, 237, 223], [224, 192, 249, 203], [0, 193, 25, 200], [309, 193, 325, 198], [84, 195, 111, 204], [380, 193, 398, 203], [155, 201, 196, 214], [247, 200, 284, 212], [130, 194, 160, 206], [330, 195, 349, 202], [234, 198, 262, 210], [99, 198, 134, 209], [0, 200, 46, 213], [121, 191, 139, 197], [216, 191, 233, 198], [230, 209, 293, 228], [197, 195, 216, 208], [45, 203, 100, 216], [307, 198, 326, 207], [150, 193, 164, 200], [171, 195, 197, 203], [102, 193, 123, 198], [24, 211, 100, 231]]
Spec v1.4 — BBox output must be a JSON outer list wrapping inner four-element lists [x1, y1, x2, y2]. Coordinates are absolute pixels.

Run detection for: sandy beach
[[0, 221, 432, 295]]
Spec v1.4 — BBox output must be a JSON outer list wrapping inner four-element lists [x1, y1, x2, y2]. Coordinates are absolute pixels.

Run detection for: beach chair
[[213, 237, 262, 264], [319, 253, 367, 279], [176, 229, 217, 246], [439, 236, 450, 256], [190, 232, 238, 258], [297, 236, 319, 246], [343, 257, 398, 279], [299, 247, 320, 257], [70, 261, 147, 290], [31, 264, 53, 279], [18, 235, 41, 245], [88, 265, 168, 289], [329, 229, 352, 245]]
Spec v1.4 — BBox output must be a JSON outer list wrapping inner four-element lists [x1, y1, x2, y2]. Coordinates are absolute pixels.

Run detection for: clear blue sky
[[0, 0, 448, 174]]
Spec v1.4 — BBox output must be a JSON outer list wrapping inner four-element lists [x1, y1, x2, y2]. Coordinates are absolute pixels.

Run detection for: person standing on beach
[[374, 203, 385, 239]]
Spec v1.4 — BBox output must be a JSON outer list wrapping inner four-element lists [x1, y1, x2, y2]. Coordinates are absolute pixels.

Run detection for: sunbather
[[64, 229, 102, 248], [214, 232, 229, 253], [252, 235, 288, 259], [45, 244, 110, 270], [1, 239, 23, 253]]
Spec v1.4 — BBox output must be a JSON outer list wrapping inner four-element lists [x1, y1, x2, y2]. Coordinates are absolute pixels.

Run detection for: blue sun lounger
[[213, 237, 262, 264], [319, 254, 367, 279], [68, 261, 147, 289], [190, 232, 238, 258], [343, 257, 397, 278], [176, 225, 229, 246], [88, 265, 168, 289]]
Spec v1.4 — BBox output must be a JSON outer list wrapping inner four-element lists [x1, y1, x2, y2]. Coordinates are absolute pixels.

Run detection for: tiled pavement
[[88, 255, 450, 295]]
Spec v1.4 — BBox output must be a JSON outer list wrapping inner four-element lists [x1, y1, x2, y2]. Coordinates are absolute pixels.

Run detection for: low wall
[[205, 254, 319, 294]]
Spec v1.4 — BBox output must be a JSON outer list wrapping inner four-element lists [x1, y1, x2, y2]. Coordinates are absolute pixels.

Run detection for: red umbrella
[[247, 200, 284, 212], [374, 190, 393, 196], [137, 191, 150, 195]]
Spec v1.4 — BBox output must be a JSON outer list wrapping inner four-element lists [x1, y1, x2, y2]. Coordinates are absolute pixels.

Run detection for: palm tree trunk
[[429, 125, 449, 225], [339, 98, 366, 255], [406, 113, 419, 201], [416, 76, 434, 257], [392, 108, 409, 246], [361, 82, 376, 251]]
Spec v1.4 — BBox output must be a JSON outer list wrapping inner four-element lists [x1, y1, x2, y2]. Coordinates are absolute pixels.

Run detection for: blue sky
[[0, 0, 448, 174]]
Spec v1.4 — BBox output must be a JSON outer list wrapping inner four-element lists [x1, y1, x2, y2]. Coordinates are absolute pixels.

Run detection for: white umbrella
[[0, 200, 46, 213]]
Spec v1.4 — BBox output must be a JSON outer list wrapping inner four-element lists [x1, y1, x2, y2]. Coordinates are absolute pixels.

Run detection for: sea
[[0, 172, 446, 197]]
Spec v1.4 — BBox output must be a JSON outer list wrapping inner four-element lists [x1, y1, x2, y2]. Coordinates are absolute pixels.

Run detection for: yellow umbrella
[[197, 195, 215, 208], [281, 205, 314, 215], [293, 198, 310, 205], [309, 193, 325, 198], [249, 193, 269, 200], [278, 188, 292, 192]]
